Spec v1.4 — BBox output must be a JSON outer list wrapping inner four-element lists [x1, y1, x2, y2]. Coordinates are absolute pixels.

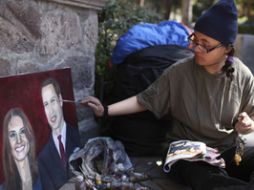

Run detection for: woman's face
[[190, 32, 229, 69], [8, 116, 30, 162]]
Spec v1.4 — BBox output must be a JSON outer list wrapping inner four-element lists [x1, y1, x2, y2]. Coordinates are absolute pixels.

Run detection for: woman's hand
[[81, 96, 104, 117], [235, 112, 254, 134]]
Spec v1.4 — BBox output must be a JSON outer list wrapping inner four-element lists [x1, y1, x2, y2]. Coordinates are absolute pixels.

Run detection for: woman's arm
[[81, 96, 146, 117]]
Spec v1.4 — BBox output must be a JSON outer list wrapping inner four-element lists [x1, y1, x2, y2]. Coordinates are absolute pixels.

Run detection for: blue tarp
[[112, 20, 190, 65]]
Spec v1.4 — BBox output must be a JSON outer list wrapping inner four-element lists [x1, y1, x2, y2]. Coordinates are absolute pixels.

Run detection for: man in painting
[[38, 77, 80, 190]]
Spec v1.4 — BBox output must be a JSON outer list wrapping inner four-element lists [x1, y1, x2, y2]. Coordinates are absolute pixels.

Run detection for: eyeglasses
[[188, 33, 223, 53]]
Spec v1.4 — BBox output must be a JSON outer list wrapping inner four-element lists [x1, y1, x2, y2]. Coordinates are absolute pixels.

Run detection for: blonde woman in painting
[[2, 108, 42, 190]]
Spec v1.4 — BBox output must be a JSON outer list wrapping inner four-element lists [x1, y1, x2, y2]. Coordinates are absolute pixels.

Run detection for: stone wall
[[0, 0, 106, 141]]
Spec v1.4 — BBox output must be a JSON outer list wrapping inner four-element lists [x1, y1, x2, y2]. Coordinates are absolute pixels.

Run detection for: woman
[[2, 108, 42, 190], [82, 0, 254, 189]]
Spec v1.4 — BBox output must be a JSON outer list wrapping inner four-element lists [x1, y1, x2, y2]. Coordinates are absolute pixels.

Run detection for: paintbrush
[[62, 99, 81, 104]]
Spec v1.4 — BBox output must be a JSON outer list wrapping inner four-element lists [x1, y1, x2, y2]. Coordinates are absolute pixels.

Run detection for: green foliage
[[239, 21, 254, 34], [95, 0, 162, 79], [192, 0, 215, 21]]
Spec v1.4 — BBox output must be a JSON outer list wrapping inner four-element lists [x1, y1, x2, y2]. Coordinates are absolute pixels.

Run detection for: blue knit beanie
[[194, 0, 238, 45]]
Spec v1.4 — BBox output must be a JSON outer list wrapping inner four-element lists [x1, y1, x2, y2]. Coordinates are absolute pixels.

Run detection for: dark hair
[[41, 77, 61, 96], [2, 108, 38, 190], [222, 45, 235, 81]]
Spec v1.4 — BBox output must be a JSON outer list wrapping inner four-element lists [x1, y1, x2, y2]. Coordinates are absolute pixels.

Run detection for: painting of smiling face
[[41, 83, 64, 133], [0, 68, 77, 183], [8, 115, 30, 162]]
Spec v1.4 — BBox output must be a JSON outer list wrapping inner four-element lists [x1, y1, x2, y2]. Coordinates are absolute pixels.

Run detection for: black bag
[[107, 45, 193, 156]]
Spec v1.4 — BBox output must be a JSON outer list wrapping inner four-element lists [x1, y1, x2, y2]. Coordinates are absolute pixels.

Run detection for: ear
[[225, 45, 233, 54]]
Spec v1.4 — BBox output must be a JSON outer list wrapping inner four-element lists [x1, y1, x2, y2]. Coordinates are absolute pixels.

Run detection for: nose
[[188, 43, 198, 51], [47, 103, 54, 115], [191, 44, 203, 53], [16, 134, 22, 144]]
